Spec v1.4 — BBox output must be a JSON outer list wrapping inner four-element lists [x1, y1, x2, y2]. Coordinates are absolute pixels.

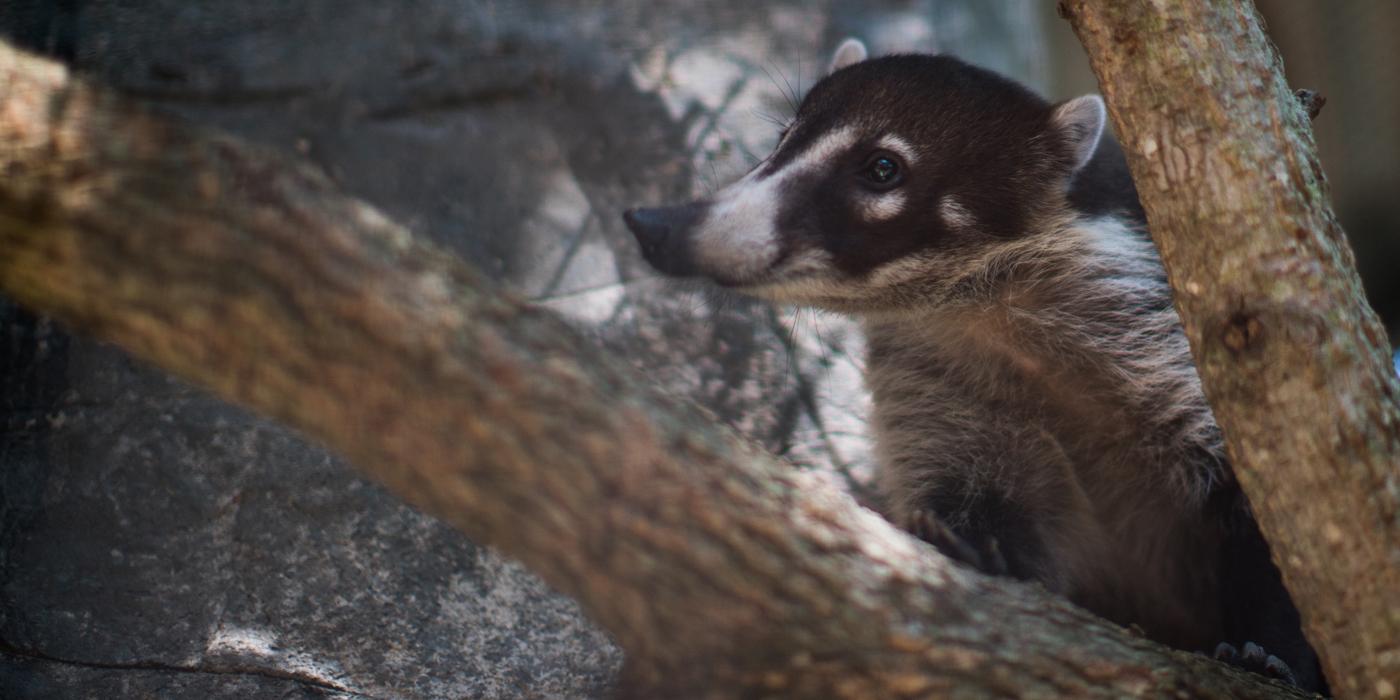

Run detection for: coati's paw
[[905, 509, 1009, 577], [1213, 642, 1299, 687]]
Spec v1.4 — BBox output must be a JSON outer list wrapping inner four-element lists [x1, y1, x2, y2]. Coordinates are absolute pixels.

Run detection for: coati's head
[[623, 40, 1108, 313]]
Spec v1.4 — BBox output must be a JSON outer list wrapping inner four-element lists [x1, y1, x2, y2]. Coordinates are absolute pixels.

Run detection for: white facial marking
[[875, 134, 918, 167], [692, 174, 784, 276], [798, 126, 862, 167], [939, 195, 975, 229], [860, 191, 907, 221], [691, 127, 859, 280]]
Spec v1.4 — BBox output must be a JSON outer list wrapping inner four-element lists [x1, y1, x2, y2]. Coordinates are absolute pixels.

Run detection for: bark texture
[[0, 41, 1313, 698], [1062, 2, 1400, 697]]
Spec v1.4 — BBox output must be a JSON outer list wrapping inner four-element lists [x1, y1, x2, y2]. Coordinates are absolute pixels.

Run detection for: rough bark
[[0, 39, 1317, 699], [1062, 2, 1400, 697]]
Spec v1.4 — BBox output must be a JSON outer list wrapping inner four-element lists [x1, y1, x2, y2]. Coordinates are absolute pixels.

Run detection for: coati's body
[[624, 41, 1320, 688]]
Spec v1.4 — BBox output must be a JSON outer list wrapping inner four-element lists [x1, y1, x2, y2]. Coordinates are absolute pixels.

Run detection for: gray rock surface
[[0, 2, 1044, 697]]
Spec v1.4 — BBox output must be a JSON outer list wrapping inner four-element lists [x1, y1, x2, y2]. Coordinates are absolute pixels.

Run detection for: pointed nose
[[621, 208, 668, 257], [621, 203, 705, 276]]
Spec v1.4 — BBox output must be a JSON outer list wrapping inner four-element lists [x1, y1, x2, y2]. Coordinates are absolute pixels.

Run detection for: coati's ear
[[828, 38, 868, 74], [1051, 95, 1106, 173]]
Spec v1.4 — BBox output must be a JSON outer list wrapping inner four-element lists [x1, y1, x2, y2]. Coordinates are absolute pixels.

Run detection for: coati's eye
[[869, 157, 898, 182], [861, 152, 903, 190]]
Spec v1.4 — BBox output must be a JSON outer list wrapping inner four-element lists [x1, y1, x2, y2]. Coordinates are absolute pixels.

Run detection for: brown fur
[[865, 214, 1227, 648]]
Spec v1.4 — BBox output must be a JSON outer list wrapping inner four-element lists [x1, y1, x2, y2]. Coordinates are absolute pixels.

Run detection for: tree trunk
[[0, 40, 1316, 698], [1061, 1, 1400, 697]]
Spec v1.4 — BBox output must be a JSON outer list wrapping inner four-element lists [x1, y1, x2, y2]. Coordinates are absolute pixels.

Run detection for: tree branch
[[1062, 2, 1400, 697], [0, 40, 1308, 698]]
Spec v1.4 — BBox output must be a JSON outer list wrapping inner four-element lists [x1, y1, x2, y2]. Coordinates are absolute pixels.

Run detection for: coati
[[623, 39, 1323, 689]]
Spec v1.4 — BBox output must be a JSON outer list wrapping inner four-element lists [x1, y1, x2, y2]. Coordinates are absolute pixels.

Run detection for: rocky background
[[0, 2, 1393, 698]]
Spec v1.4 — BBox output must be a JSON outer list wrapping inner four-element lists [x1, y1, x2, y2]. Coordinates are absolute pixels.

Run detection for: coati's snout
[[622, 203, 706, 278]]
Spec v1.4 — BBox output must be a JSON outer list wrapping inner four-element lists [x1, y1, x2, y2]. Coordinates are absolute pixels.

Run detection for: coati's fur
[[623, 40, 1322, 689]]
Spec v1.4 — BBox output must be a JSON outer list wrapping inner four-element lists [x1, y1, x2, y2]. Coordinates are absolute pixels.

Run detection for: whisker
[[795, 54, 804, 103], [752, 109, 792, 131], [758, 60, 798, 115], [777, 61, 799, 113]]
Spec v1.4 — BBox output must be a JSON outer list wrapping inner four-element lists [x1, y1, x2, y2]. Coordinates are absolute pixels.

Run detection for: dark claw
[[1264, 654, 1299, 686], [1241, 641, 1267, 666], [982, 536, 1008, 576], [1213, 641, 1299, 687], [904, 509, 1009, 577], [907, 510, 980, 565]]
